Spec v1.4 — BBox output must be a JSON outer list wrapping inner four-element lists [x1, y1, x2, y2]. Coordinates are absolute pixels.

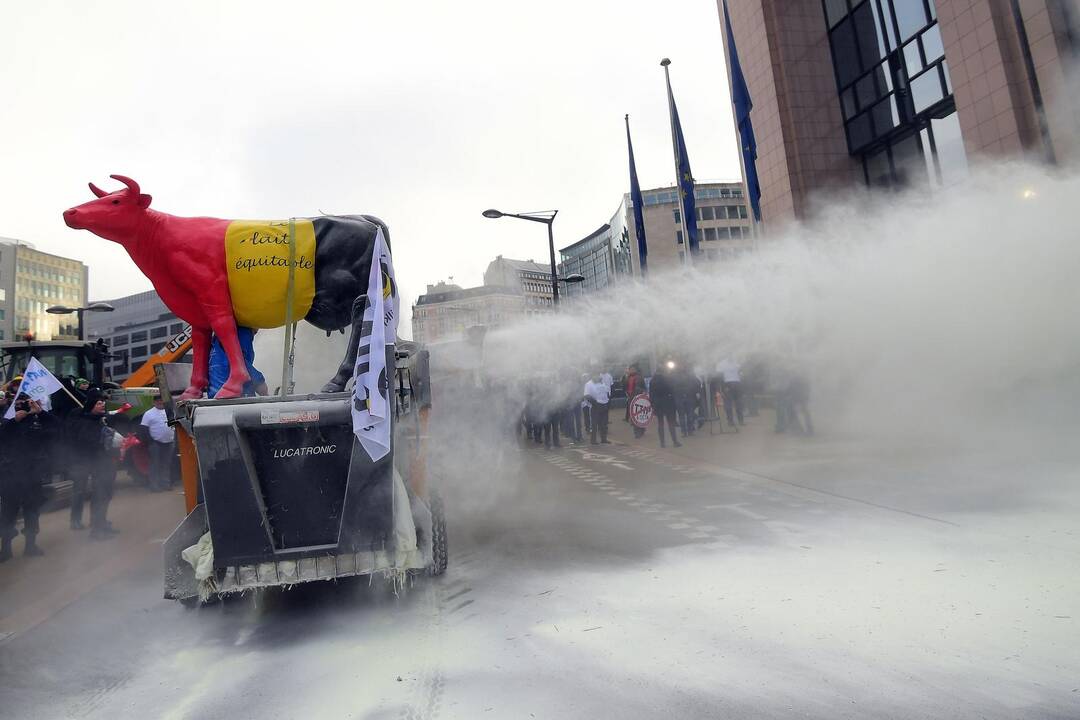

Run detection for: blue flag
[[662, 61, 700, 257], [723, 0, 762, 222], [625, 115, 649, 275]]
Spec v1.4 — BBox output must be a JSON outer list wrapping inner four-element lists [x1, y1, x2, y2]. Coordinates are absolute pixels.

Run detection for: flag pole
[[721, 0, 762, 250], [661, 58, 694, 268]]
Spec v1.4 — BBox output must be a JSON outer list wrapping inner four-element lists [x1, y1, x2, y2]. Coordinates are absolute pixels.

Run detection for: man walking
[[717, 356, 746, 427], [650, 364, 681, 448], [140, 394, 175, 491], [584, 372, 611, 445]]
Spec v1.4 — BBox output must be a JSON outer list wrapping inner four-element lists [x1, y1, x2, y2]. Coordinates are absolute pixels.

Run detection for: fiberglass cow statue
[[63, 175, 387, 400]]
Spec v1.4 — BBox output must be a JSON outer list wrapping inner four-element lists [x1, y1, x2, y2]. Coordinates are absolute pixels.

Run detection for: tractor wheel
[[429, 489, 448, 576]]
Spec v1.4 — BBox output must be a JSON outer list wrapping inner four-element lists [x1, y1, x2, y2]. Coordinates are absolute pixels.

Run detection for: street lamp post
[[482, 208, 562, 309], [46, 302, 115, 340]]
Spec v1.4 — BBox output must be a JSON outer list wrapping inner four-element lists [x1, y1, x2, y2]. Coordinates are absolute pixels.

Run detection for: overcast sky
[[1, 0, 741, 331]]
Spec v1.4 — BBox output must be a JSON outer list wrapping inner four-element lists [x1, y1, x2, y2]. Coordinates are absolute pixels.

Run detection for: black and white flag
[[351, 228, 398, 460]]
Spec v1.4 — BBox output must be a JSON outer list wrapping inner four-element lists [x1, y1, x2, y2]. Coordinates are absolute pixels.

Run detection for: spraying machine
[[162, 345, 445, 604]]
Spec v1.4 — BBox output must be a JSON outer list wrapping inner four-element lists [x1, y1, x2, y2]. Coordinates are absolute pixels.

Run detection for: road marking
[[705, 503, 770, 521], [540, 453, 736, 547]]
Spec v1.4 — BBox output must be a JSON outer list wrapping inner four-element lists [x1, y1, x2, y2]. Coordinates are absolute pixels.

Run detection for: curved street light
[[482, 208, 562, 308]]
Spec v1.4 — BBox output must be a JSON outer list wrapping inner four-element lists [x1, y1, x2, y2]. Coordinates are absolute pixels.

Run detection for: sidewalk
[[0, 478, 186, 643]]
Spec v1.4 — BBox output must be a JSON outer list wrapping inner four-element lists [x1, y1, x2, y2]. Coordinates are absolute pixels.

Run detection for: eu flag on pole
[[723, 0, 762, 222], [625, 115, 649, 275], [661, 59, 700, 257]]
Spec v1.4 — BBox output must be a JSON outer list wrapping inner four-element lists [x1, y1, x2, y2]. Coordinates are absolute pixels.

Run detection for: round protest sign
[[629, 393, 654, 429]]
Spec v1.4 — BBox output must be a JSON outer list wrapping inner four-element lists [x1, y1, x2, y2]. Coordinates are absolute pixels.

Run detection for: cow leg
[[320, 295, 367, 393], [207, 312, 250, 399], [179, 326, 212, 401]]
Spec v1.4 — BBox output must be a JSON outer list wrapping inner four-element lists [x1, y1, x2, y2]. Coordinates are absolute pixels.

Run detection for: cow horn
[[88, 182, 108, 198], [110, 174, 141, 196]]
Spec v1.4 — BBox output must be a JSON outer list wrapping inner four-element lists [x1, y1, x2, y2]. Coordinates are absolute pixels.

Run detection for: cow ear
[[137, 193, 153, 209]]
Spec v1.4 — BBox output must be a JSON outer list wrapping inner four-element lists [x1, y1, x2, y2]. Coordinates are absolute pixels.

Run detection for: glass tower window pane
[[931, 113, 969, 187], [903, 39, 923, 73], [870, 96, 898, 138], [911, 68, 944, 113], [825, 0, 850, 28], [841, 88, 857, 118], [921, 24, 944, 62], [853, 2, 884, 68], [832, 18, 861, 86], [893, 0, 929, 41], [856, 73, 878, 109], [849, 113, 873, 149]]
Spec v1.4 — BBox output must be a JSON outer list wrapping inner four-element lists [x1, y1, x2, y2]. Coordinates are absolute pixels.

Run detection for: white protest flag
[[351, 228, 399, 460], [3, 357, 64, 419]]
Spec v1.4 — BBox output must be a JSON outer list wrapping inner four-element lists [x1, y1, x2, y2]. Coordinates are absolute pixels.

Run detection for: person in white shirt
[[583, 373, 611, 444], [716, 356, 745, 426], [140, 395, 175, 492], [600, 371, 613, 390]]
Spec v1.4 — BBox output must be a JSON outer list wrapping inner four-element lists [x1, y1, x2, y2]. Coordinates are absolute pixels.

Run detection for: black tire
[[429, 489, 448, 576]]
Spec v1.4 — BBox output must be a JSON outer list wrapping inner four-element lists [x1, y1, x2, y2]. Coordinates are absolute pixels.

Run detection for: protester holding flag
[[0, 396, 57, 561]]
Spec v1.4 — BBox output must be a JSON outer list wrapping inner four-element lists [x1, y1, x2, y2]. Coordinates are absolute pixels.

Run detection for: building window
[[130, 346, 148, 359], [673, 209, 681, 224], [738, 206, 748, 219], [170, 323, 184, 334], [676, 231, 684, 244], [150, 325, 168, 339], [112, 334, 129, 346], [823, 0, 959, 188], [131, 330, 147, 342], [150, 341, 166, 353], [704, 227, 718, 242]]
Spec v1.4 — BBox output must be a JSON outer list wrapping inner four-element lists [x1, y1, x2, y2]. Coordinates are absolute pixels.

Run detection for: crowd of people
[[514, 355, 813, 452], [0, 377, 176, 562]]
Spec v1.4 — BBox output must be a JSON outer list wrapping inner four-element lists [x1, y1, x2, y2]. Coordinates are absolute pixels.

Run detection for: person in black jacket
[[0, 396, 57, 561], [68, 390, 119, 540], [649, 364, 682, 449]]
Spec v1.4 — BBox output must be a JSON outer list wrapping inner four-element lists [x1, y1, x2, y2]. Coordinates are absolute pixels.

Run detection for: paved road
[[1, 414, 1077, 719]]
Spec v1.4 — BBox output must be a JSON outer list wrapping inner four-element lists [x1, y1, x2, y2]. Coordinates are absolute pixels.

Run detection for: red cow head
[[63, 175, 153, 243]]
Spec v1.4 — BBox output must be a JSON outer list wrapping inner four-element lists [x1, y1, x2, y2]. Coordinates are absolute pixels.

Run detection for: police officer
[[69, 389, 120, 540], [649, 363, 682, 449], [0, 395, 56, 561]]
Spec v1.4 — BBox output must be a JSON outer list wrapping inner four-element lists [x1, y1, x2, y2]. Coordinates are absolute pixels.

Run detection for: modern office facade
[[558, 220, 634, 300], [411, 282, 525, 346], [0, 238, 88, 342], [719, 0, 1079, 228], [617, 181, 755, 275], [85, 289, 186, 383]]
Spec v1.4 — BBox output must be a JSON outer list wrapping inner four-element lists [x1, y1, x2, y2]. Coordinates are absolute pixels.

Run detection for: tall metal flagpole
[[661, 58, 693, 268], [724, 69, 760, 251], [721, 0, 761, 250]]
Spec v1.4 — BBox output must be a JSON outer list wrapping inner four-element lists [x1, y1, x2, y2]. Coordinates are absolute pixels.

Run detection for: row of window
[[674, 205, 749, 223], [642, 187, 744, 206], [16, 261, 82, 285], [14, 281, 81, 303], [678, 246, 755, 263], [676, 226, 752, 243], [108, 322, 184, 347]]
